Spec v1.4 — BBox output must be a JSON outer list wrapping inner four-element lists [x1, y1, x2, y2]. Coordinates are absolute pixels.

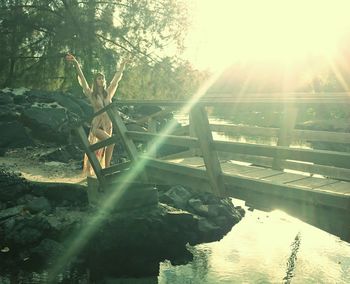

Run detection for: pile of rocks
[[0, 168, 244, 279]]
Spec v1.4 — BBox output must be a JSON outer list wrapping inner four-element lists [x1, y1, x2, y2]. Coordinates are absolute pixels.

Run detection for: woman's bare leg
[[105, 144, 115, 167], [92, 128, 110, 141], [92, 128, 114, 167]]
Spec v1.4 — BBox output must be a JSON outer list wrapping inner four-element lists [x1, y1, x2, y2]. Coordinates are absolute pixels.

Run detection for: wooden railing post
[[76, 126, 105, 186], [189, 111, 201, 156], [191, 105, 226, 197], [272, 105, 299, 170], [146, 117, 157, 158], [106, 104, 148, 182]]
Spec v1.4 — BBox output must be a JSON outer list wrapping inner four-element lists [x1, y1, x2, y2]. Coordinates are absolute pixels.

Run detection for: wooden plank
[[262, 172, 308, 184], [189, 111, 201, 156], [223, 173, 350, 211], [214, 140, 350, 169], [191, 106, 226, 196], [75, 126, 104, 184], [107, 106, 140, 161], [316, 181, 350, 194], [106, 105, 148, 182], [273, 106, 298, 170], [145, 167, 212, 193], [286, 176, 339, 189], [172, 157, 205, 167], [143, 157, 208, 179], [210, 124, 279, 138], [114, 95, 350, 106], [146, 118, 157, 158], [89, 136, 116, 152], [101, 161, 131, 176], [293, 129, 350, 144], [245, 168, 283, 179], [125, 131, 199, 148], [217, 152, 273, 168], [219, 162, 261, 175], [159, 149, 193, 160], [280, 160, 350, 181]]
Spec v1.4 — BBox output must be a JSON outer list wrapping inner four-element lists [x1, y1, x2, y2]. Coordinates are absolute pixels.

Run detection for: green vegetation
[[0, 0, 208, 98]]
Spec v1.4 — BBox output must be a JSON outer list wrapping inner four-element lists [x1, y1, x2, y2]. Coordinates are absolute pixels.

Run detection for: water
[[3, 200, 349, 283], [158, 198, 350, 283]]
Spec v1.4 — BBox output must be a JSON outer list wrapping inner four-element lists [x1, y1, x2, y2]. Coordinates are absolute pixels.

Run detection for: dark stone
[[20, 106, 72, 144], [4, 215, 51, 247], [159, 185, 193, 210], [13, 94, 29, 104], [39, 145, 84, 163], [0, 106, 19, 122], [134, 105, 163, 116], [26, 196, 52, 214], [0, 92, 14, 105], [30, 238, 64, 265], [28, 181, 88, 207], [0, 169, 30, 203], [0, 122, 34, 148]]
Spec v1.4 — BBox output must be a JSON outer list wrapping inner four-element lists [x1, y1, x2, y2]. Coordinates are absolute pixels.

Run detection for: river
[[158, 198, 350, 283]]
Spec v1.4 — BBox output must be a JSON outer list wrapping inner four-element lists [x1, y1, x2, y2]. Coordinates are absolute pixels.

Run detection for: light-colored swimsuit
[[83, 93, 113, 176]]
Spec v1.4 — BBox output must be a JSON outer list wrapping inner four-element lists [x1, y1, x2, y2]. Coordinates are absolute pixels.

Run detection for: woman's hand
[[65, 53, 78, 64]]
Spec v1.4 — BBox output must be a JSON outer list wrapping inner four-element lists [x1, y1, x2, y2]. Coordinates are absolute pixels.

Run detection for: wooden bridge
[[75, 93, 350, 241]]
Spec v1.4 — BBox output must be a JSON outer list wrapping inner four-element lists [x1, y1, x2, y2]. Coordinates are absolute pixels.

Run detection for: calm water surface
[[158, 198, 350, 284]]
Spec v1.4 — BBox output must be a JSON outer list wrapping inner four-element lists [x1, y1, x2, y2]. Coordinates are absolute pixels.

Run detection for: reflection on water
[[158, 199, 350, 284]]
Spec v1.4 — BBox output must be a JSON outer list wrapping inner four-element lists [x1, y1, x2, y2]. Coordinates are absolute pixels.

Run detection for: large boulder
[[0, 121, 34, 149], [20, 106, 78, 144]]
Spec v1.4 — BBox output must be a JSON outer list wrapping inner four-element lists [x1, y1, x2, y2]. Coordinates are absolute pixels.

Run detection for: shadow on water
[[236, 186, 350, 243], [282, 232, 302, 284]]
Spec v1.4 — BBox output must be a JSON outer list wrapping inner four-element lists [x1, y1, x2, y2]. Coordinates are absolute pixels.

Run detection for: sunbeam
[[47, 65, 227, 281]]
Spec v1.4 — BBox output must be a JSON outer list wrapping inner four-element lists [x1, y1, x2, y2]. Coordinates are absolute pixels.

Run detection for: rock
[[188, 198, 210, 216], [159, 185, 193, 210], [0, 105, 19, 122], [0, 205, 24, 221], [0, 91, 14, 105], [20, 106, 70, 144], [26, 196, 51, 214], [0, 121, 34, 148], [4, 215, 51, 247], [30, 238, 64, 265], [39, 145, 84, 163], [0, 169, 30, 203]]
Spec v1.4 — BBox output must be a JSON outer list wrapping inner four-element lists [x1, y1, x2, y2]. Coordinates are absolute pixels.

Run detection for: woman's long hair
[[91, 72, 108, 99]]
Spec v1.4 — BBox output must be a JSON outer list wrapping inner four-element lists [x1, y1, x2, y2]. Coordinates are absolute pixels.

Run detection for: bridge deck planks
[[285, 176, 339, 189], [167, 156, 350, 199]]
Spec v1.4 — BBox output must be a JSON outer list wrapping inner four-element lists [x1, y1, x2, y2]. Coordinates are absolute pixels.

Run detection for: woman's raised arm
[[66, 53, 91, 96], [107, 59, 127, 98]]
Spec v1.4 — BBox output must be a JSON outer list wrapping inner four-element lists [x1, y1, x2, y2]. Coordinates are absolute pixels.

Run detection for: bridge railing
[[76, 93, 350, 195]]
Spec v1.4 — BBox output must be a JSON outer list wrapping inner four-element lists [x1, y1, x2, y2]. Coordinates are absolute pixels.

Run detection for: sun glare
[[186, 0, 350, 70]]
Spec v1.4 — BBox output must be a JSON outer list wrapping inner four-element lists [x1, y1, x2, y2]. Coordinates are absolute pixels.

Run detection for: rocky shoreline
[[0, 168, 244, 280]]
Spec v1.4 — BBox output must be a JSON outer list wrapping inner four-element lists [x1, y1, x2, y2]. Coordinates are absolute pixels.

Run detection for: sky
[[183, 0, 350, 71]]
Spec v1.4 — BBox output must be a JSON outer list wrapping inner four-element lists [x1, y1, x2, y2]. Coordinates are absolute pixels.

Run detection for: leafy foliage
[[0, 0, 206, 99]]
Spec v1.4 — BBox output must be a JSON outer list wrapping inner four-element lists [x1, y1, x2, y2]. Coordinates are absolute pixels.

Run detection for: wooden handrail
[[125, 131, 199, 148], [214, 140, 350, 169]]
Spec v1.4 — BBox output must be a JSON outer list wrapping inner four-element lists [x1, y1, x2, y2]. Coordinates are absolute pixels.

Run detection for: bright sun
[[186, 0, 350, 70]]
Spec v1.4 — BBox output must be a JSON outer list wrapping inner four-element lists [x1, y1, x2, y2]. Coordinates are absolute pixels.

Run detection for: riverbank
[[0, 160, 244, 281]]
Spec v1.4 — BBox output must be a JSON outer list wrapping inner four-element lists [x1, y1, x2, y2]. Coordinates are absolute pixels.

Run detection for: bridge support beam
[[190, 105, 226, 197]]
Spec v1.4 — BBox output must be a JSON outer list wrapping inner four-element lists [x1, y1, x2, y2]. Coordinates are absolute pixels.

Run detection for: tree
[[0, 0, 192, 94]]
